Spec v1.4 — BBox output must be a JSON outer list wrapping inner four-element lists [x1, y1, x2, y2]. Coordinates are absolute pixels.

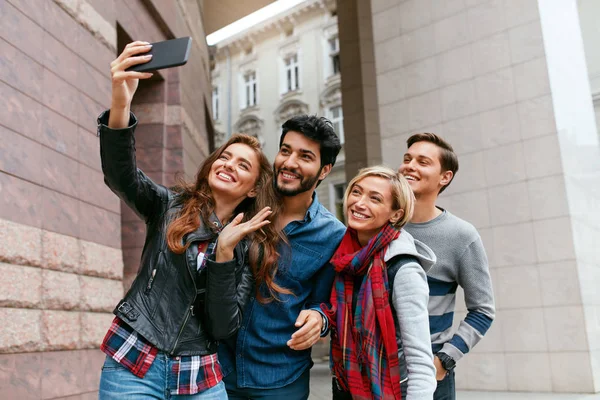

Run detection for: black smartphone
[[127, 37, 192, 72]]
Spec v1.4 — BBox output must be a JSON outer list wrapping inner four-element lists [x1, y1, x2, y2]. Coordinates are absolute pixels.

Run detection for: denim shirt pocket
[[284, 242, 323, 282]]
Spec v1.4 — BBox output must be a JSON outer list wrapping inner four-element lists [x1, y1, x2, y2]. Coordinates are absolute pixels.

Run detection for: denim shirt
[[218, 194, 346, 389]]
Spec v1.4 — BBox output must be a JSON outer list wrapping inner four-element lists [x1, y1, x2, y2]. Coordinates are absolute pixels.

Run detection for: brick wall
[[0, 0, 212, 398]]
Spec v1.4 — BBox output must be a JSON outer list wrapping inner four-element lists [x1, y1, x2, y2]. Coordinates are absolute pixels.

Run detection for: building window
[[244, 71, 257, 108], [329, 105, 344, 143], [333, 182, 347, 223], [284, 54, 300, 92], [212, 86, 219, 120], [329, 36, 340, 75]]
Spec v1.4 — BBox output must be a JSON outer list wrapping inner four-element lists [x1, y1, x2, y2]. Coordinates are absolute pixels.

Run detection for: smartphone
[[127, 37, 192, 72]]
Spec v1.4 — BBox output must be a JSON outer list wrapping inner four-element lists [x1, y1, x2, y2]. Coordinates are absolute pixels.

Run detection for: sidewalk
[[456, 391, 600, 400], [308, 361, 333, 400], [309, 361, 600, 399]]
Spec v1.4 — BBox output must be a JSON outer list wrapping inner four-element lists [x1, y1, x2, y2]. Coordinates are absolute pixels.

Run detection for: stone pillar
[[337, 0, 382, 179], [537, 0, 600, 392]]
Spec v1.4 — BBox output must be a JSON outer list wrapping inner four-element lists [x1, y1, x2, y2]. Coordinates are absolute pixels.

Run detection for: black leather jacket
[[98, 110, 254, 356]]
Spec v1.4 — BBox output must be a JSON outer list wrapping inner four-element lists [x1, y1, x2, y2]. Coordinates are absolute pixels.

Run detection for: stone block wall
[[364, 0, 600, 393], [0, 221, 121, 396], [0, 0, 213, 398]]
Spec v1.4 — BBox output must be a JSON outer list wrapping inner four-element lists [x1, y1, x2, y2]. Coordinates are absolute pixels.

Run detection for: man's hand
[[434, 356, 447, 381], [287, 310, 323, 351]]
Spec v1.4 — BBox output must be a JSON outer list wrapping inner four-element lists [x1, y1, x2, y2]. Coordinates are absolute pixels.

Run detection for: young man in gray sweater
[[398, 133, 495, 400]]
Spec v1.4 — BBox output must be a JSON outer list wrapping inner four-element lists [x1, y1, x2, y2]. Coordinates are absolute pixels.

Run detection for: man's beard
[[274, 166, 321, 197]]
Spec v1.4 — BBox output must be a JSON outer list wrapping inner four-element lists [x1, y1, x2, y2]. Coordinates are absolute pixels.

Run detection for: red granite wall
[[0, 0, 212, 398]]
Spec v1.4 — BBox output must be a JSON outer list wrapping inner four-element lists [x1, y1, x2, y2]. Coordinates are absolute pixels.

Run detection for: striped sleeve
[[441, 237, 495, 361]]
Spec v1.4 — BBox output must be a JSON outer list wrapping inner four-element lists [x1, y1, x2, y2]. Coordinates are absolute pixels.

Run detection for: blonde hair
[[344, 165, 415, 229]]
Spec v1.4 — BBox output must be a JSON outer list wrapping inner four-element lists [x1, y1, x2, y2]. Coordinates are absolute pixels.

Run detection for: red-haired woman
[[97, 41, 285, 399]]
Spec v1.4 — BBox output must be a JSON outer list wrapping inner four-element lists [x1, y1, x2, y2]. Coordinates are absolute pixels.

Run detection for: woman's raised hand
[[215, 207, 273, 263], [108, 41, 154, 128]]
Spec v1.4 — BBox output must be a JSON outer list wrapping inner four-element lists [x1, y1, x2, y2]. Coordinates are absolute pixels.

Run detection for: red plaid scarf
[[323, 224, 402, 400]]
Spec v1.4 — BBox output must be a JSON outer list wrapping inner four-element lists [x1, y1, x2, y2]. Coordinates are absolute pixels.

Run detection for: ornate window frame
[[322, 20, 340, 81], [320, 80, 344, 143], [274, 98, 309, 125], [238, 57, 259, 111], [278, 39, 302, 96], [234, 114, 265, 146]]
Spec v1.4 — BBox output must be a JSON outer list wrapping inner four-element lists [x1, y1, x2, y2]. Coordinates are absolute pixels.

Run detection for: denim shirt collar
[[305, 192, 320, 222], [283, 192, 321, 235]]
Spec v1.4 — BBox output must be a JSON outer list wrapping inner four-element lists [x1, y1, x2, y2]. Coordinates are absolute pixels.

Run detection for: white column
[[538, 0, 600, 392]]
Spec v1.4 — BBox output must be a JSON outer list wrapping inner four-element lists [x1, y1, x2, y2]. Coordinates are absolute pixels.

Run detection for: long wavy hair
[[166, 134, 290, 303]]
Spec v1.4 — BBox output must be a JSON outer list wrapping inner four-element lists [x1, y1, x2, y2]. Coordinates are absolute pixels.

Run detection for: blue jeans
[[433, 370, 455, 400], [99, 354, 228, 400], [223, 366, 310, 400]]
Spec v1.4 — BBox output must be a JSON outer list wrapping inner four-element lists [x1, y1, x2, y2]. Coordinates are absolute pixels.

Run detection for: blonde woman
[[323, 166, 437, 399]]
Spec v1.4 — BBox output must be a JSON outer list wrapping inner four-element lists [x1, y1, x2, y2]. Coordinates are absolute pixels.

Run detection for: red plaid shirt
[[101, 317, 223, 395], [100, 240, 222, 395]]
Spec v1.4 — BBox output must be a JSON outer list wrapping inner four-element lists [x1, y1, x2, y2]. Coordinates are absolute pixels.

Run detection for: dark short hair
[[407, 132, 459, 194], [279, 115, 342, 168]]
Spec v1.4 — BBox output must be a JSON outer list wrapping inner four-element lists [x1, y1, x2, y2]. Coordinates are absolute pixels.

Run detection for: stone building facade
[[210, 0, 348, 219], [0, 0, 213, 398]]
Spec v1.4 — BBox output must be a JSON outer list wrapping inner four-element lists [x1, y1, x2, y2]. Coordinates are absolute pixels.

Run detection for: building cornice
[[214, 0, 335, 57]]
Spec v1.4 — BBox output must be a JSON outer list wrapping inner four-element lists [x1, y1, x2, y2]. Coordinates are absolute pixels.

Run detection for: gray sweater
[[405, 209, 495, 363], [384, 230, 437, 399]]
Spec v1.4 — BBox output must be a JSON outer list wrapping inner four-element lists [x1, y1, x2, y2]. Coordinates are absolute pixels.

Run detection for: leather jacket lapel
[[184, 213, 221, 245]]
